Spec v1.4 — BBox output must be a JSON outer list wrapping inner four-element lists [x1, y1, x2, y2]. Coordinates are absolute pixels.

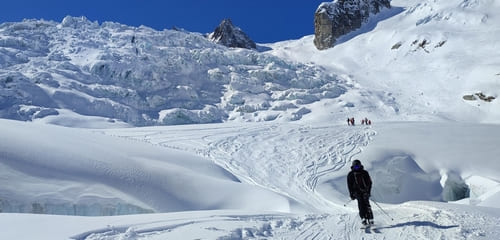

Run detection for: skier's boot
[[369, 219, 374, 225], [362, 219, 368, 226]]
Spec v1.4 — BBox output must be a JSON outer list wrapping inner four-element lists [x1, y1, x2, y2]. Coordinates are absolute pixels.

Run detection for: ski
[[360, 223, 372, 230], [361, 223, 382, 233], [361, 225, 381, 233]]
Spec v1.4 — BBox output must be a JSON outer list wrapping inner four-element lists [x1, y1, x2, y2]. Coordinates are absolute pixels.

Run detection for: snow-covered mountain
[[0, 16, 348, 127], [2, 0, 498, 128], [268, 0, 500, 123], [1, 0, 500, 239], [0, 1, 500, 126]]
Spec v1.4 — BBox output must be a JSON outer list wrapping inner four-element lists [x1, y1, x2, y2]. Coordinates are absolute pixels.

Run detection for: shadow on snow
[[336, 7, 405, 46], [377, 221, 459, 230]]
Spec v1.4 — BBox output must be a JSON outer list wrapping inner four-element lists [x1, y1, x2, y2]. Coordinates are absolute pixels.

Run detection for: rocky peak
[[314, 0, 391, 50], [209, 19, 256, 49]]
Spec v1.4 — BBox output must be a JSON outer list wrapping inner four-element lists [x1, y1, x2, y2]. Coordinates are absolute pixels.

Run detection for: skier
[[347, 159, 374, 226]]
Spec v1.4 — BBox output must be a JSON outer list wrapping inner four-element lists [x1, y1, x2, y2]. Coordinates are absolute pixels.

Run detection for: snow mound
[[370, 154, 442, 203], [0, 119, 291, 215]]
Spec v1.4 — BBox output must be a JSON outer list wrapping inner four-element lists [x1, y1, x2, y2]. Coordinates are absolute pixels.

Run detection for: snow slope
[[0, 119, 290, 215], [1, 119, 500, 239], [266, 0, 500, 123]]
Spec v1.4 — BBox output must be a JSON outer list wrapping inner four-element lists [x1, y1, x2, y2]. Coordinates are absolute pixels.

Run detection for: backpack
[[353, 171, 369, 192]]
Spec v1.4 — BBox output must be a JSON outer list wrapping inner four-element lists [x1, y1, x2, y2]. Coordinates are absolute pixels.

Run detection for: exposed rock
[[208, 19, 256, 49], [391, 42, 402, 50], [314, 8, 335, 50], [463, 94, 477, 101], [314, 0, 391, 50], [463, 92, 496, 102], [475, 92, 495, 102]]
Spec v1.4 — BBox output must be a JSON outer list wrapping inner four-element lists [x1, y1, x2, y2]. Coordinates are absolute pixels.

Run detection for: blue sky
[[0, 0, 325, 43]]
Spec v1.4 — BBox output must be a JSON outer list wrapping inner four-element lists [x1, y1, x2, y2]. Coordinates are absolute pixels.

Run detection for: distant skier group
[[347, 117, 372, 126]]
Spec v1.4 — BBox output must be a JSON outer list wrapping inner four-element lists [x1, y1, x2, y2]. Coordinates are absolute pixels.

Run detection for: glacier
[[0, 16, 352, 126]]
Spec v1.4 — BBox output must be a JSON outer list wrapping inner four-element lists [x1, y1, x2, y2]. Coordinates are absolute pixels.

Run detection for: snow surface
[[1, 0, 500, 239], [1, 119, 500, 239]]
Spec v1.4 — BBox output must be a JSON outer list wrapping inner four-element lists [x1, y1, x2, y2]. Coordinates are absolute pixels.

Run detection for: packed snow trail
[[70, 201, 499, 240], [105, 123, 376, 212]]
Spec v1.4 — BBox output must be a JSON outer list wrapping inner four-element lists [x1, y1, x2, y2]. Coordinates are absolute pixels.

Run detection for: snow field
[[1, 119, 500, 239], [0, 119, 290, 215]]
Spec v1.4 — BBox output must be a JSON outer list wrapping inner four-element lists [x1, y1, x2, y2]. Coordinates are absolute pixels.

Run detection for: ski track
[[105, 123, 376, 211], [75, 203, 492, 240], [95, 123, 497, 239]]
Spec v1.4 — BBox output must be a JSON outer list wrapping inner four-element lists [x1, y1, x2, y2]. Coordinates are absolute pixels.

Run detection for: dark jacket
[[347, 165, 372, 198]]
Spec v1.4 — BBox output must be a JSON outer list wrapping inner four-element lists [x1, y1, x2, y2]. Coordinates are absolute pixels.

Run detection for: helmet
[[351, 160, 362, 170]]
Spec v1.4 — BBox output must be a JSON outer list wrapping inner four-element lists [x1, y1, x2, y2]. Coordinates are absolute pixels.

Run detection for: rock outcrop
[[208, 19, 256, 49], [314, 0, 391, 50]]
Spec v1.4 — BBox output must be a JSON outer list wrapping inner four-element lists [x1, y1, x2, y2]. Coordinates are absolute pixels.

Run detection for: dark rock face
[[314, 0, 391, 50], [209, 19, 256, 49]]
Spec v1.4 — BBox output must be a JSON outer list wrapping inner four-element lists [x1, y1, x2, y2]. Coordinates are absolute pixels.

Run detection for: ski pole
[[371, 199, 394, 221], [343, 199, 353, 207]]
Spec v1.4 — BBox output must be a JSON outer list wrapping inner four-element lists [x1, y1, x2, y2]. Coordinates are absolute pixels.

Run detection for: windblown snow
[[1, 0, 500, 239]]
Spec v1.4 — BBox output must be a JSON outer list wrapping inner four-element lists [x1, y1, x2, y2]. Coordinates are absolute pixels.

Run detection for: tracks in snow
[[104, 123, 376, 211], [90, 123, 500, 239], [76, 202, 486, 240], [202, 124, 376, 211]]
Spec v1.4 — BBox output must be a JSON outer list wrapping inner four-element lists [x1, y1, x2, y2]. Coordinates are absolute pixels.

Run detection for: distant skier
[[365, 117, 372, 125], [347, 117, 355, 126], [347, 159, 374, 226]]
